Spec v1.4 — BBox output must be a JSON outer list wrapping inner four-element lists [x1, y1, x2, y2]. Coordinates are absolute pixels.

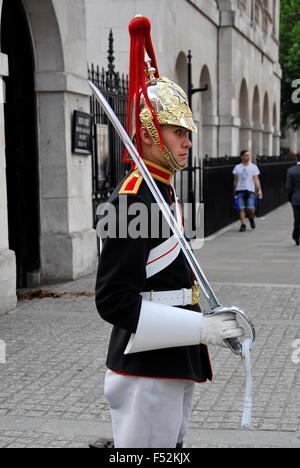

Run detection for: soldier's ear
[[140, 126, 152, 146]]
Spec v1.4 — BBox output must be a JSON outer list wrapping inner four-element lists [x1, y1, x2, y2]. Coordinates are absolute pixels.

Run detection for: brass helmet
[[124, 16, 197, 172], [140, 74, 197, 134]]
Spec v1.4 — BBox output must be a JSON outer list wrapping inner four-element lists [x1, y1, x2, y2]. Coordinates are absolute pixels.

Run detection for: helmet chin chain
[[141, 109, 183, 173]]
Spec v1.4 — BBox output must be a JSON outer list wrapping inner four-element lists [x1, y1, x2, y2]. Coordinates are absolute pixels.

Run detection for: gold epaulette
[[118, 170, 143, 195]]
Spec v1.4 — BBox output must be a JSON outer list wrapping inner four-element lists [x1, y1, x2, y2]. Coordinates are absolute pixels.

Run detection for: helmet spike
[[144, 52, 156, 83]]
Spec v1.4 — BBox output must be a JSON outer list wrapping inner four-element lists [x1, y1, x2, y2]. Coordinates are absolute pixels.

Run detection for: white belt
[[141, 288, 194, 306]]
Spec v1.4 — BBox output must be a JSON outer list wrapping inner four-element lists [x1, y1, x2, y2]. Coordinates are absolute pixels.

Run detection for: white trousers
[[104, 369, 195, 448]]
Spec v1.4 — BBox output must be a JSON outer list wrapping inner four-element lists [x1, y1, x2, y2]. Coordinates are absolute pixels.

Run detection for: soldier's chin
[[176, 156, 188, 169]]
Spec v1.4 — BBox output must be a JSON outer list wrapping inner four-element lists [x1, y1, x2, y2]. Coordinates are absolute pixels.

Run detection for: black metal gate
[[88, 30, 129, 227]]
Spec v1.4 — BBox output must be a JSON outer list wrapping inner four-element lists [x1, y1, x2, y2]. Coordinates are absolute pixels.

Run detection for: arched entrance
[[175, 51, 188, 93], [1, 0, 40, 288]]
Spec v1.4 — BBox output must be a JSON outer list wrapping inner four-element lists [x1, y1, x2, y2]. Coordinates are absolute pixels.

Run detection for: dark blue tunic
[[95, 169, 212, 382]]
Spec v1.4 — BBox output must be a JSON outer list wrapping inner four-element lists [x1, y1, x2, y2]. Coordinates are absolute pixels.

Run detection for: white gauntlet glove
[[200, 312, 244, 347], [125, 301, 245, 354]]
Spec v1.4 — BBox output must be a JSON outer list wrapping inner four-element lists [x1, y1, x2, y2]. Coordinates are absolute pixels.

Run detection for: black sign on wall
[[72, 110, 93, 155]]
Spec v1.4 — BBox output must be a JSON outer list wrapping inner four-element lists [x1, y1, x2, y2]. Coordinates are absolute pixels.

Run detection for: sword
[[88, 80, 255, 356]]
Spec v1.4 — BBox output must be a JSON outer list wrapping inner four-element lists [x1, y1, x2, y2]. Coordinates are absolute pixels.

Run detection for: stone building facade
[[86, 0, 282, 159], [0, 0, 282, 315]]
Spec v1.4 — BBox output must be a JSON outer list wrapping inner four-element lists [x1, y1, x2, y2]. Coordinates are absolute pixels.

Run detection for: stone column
[[0, 53, 17, 315], [273, 130, 281, 155], [218, 116, 240, 156], [36, 73, 97, 283], [218, 26, 240, 156], [202, 115, 219, 157], [262, 124, 273, 155], [252, 123, 263, 157], [240, 119, 253, 153]]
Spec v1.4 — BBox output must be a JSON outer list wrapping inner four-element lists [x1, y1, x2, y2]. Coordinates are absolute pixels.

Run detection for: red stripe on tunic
[[146, 242, 179, 266]]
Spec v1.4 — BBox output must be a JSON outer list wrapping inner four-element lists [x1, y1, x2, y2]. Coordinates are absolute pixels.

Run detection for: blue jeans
[[237, 191, 256, 210]]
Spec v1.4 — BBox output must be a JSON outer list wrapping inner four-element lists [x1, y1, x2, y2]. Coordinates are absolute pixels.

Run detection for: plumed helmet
[[124, 16, 197, 172], [140, 76, 197, 134]]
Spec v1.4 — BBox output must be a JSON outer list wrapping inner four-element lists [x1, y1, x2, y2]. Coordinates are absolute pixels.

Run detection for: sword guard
[[204, 305, 255, 357]]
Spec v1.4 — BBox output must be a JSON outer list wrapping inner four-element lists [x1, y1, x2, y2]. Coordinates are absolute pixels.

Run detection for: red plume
[[123, 16, 165, 166]]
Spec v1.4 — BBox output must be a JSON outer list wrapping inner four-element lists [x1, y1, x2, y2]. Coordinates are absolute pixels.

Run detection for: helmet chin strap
[[140, 111, 183, 172], [160, 143, 185, 173]]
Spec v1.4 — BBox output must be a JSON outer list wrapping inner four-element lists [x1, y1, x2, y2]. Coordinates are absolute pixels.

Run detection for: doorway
[[1, 0, 40, 288]]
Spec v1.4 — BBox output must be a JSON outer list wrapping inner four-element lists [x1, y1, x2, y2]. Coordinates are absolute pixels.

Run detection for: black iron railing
[[203, 158, 238, 236], [174, 154, 296, 237], [202, 154, 295, 236], [255, 155, 295, 217], [88, 30, 129, 227]]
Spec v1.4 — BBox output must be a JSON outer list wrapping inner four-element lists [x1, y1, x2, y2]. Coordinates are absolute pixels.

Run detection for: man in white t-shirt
[[233, 150, 262, 232]]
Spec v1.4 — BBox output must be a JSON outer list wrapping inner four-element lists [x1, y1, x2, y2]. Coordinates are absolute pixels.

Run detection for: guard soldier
[[95, 16, 244, 448]]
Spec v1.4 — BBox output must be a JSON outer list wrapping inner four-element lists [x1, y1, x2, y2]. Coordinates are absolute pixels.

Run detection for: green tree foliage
[[280, 0, 300, 130]]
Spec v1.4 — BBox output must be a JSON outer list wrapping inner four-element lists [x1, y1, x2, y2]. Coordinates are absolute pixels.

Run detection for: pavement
[[0, 202, 299, 448]]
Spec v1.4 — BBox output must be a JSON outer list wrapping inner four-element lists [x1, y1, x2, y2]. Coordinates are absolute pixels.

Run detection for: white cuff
[[124, 299, 203, 354]]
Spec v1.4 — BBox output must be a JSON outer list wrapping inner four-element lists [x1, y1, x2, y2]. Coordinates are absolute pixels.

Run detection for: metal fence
[[88, 30, 129, 227], [173, 154, 295, 237], [201, 154, 295, 236], [202, 156, 241, 236], [255, 155, 295, 217]]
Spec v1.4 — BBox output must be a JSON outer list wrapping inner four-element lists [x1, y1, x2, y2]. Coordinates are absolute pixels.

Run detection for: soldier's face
[[140, 124, 192, 170], [160, 125, 192, 169]]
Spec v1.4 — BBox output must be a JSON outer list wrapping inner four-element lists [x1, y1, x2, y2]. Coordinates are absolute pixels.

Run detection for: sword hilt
[[204, 305, 255, 357]]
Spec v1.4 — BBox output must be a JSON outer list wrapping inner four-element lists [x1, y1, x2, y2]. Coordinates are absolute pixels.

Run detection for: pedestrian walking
[[233, 150, 263, 232], [95, 16, 244, 448], [286, 153, 300, 246]]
